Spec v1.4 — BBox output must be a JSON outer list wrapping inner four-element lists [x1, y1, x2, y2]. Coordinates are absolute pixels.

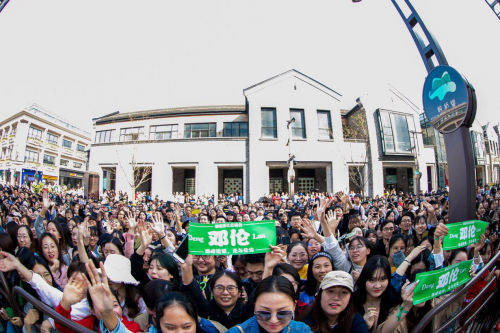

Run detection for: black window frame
[[28, 127, 42, 139], [43, 154, 56, 165], [95, 130, 114, 143], [47, 133, 59, 145], [119, 127, 144, 142], [183, 123, 216, 138], [149, 124, 179, 140], [223, 122, 248, 137], [261, 108, 277, 139], [290, 109, 306, 139], [317, 110, 333, 140], [62, 139, 72, 149]]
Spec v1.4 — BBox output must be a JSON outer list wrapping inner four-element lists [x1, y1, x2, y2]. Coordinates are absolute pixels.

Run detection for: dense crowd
[[0, 184, 499, 333]]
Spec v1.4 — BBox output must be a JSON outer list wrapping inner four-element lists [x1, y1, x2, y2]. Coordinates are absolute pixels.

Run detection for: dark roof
[[243, 69, 342, 98], [95, 105, 246, 124]]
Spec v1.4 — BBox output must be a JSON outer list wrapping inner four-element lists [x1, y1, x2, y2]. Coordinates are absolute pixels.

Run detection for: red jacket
[[55, 302, 142, 333]]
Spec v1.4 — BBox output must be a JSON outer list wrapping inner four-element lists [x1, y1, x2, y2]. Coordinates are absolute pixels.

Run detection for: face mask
[[393, 250, 406, 267]]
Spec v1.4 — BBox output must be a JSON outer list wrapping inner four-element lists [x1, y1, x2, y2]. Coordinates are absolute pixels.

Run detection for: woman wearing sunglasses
[[226, 276, 312, 333]]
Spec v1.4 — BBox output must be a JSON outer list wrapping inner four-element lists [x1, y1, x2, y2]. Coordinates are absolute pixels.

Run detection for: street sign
[[422, 65, 475, 134]]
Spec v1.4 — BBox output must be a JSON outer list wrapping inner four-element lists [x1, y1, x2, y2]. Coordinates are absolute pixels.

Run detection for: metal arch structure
[[484, 0, 500, 19], [390, 0, 477, 223], [0, 0, 10, 14]]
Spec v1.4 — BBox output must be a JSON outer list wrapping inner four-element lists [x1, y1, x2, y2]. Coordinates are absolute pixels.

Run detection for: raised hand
[[151, 213, 165, 237], [434, 223, 449, 241], [24, 309, 39, 326], [407, 245, 427, 262], [401, 280, 418, 307], [140, 229, 153, 248], [326, 210, 340, 233], [474, 234, 487, 253], [299, 218, 319, 241], [61, 276, 86, 310], [84, 261, 115, 314], [49, 259, 60, 272], [0, 251, 19, 272], [42, 191, 51, 210], [363, 307, 379, 329], [126, 212, 137, 230], [265, 245, 285, 271]]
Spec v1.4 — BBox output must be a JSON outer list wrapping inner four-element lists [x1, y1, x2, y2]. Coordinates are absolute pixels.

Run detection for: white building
[[89, 70, 437, 202], [0, 104, 92, 188]]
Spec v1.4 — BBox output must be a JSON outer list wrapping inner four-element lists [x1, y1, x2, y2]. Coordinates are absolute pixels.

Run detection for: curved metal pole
[[390, 0, 476, 221]]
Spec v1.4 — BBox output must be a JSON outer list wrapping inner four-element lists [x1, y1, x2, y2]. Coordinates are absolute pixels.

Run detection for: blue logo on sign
[[428, 71, 457, 102]]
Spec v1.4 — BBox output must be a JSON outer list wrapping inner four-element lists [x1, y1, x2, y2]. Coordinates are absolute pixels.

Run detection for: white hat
[[319, 271, 354, 292], [98, 254, 139, 286]]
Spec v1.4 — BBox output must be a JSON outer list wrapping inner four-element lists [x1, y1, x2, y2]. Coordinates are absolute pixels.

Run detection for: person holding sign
[[179, 254, 253, 329]]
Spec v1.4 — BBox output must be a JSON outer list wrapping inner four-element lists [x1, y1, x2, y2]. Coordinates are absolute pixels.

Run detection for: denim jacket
[[226, 316, 312, 333], [100, 317, 220, 333]]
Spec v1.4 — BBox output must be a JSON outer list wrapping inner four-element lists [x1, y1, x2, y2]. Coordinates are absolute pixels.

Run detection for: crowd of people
[[0, 183, 498, 333]]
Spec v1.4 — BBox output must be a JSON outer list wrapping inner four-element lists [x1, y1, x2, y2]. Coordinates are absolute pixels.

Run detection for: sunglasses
[[254, 310, 293, 322]]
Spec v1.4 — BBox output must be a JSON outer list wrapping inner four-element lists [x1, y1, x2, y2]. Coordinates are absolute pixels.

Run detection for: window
[[223, 122, 248, 137], [184, 123, 216, 138], [120, 127, 144, 142], [28, 127, 42, 139], [95, 130, 114, 143], [290, 109, 306, 139], [60, 159, 69, 166], [73, 162, 82, 168], [62, 139, 72, 148], [43, 154, 56, 165], [149, 125, 178, 140], [261, 108, 277, 138], [377, 110, 415, 154], [317, 111, 333, 140], [77, 144, 85, 152], [47, 133, 58, 144], [24, 150, 39, 163]]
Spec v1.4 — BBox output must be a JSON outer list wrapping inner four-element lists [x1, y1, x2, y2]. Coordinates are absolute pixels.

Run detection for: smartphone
[[487, 267, 497, 280], [173, 235, 189, 264], [405, 281, 417, 293]]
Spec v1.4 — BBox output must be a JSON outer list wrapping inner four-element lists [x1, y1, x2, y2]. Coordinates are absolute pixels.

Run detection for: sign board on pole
[[442, 220, 489, 250], [413, 259, 473, 305], [188, 220, 277, 255]]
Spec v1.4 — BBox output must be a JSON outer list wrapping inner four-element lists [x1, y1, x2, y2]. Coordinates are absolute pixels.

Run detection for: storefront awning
[[43, 175, 58, 180]]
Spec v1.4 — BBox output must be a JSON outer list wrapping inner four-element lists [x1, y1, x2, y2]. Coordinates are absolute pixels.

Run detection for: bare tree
[[342, 111, 371, 195], [116, 146, 152, 203]]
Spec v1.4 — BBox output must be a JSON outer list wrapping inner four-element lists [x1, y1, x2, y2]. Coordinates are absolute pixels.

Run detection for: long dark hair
[[143, 280, 178, 310], [0, 232, 15, 255], [47, 220, 69, 252], [353, 255, 391, 308], [148, 252, 180, 285], [254, 276, 297, 303], [272, 263, 301, 300], [311, 288, 356, 333], [304, 253, 333, 297], [38, 232, 65, 278], [17, 225, 37, 253], [155, 292, 201, 333]]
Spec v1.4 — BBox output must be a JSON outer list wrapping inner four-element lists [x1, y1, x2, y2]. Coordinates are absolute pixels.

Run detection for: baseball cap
[[318, 271, 354, 292]]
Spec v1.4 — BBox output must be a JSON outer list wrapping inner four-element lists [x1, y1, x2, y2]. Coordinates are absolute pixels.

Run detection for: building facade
[[0, 104, 91, 188], [89, 70, 449, 202]]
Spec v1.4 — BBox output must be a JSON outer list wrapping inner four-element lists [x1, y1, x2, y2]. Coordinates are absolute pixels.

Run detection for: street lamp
[[352, 0, 477, 223], [286, 118, 296, 199]]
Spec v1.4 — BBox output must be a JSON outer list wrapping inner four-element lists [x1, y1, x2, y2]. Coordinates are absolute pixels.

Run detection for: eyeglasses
[[213, 285, 238, 293], [401, 219, 412, 223], [193, 255, 211, 261], [254, 310, 294, 322], [383, 227, 394, 232], [348, 244, 365, 251]]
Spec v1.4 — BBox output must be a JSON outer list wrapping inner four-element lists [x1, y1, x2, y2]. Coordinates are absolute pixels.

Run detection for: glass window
[[183, 123, 216, 138], [119, 127, 144, 142], [24, 150, 39, 163], [47, 133, 58, 144], [378, 110, 414, 154], [62, 139, 72, 148], [73, 162, 82, 168], [261, 108, 277, 138], [149, 125, 178, 140], [60, 159, 69, 166], [43, 154, 56, 165], [290, 109, 306, 139], [95, 130, 114, 143], [317, 110, 332, 140], [28, 127, 42, 139], [223, 122, 248, 137], [77, 144, 85, 152]]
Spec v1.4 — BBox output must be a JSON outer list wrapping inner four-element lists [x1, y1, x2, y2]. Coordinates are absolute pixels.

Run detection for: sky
[[0, 0, 499, 133]]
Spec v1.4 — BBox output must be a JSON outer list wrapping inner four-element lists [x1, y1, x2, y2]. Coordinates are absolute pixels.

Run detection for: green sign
[[442, 220, 489, 250], [386, 175, 397, 185], [413, 259, 473, 305], [188, 220, 277, 255]]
